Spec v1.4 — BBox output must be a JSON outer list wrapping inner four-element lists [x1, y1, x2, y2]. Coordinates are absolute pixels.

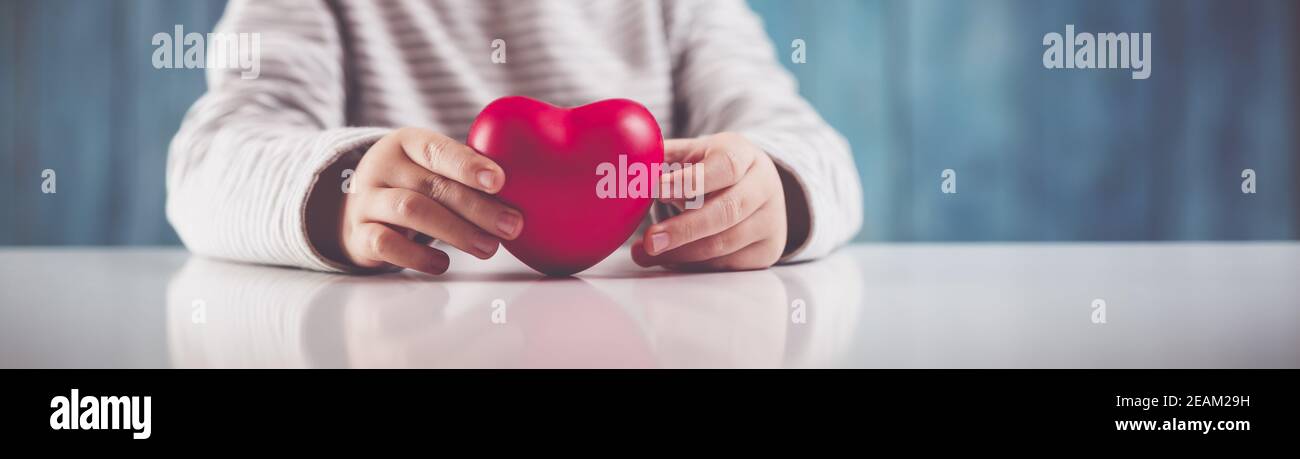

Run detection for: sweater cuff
[[288, 127, 391, 273]]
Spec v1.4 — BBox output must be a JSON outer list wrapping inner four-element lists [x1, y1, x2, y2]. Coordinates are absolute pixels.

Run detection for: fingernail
[[477, 170, 497, 190], [496, 212, 520, 237], [649, 232, 669, 254], [472, 237, 498, 257]]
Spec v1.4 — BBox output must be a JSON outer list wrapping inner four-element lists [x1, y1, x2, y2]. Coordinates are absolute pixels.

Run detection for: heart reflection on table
[[338, 277, 657, 368], [165, 251, 864, 368]]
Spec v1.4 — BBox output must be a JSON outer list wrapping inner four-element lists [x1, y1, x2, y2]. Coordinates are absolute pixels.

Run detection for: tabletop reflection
[[165, 250, 864, 368]]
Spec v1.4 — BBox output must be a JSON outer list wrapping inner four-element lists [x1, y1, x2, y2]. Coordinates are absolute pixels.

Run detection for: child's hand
[[632, 133, 788, 271], [335, 128, 523, 275]]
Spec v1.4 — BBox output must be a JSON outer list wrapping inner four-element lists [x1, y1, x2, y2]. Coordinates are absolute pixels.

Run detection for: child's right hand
[[336, 127, 523, 275]]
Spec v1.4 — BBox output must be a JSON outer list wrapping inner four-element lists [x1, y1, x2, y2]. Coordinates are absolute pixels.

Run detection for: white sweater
[[167, 0, 863, 272]]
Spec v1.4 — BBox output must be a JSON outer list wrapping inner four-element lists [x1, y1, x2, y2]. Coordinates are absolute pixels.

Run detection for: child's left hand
[[631, 133, 788, 271]]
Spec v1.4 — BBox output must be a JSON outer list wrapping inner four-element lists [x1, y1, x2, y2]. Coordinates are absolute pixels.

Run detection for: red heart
[[468, 97, 664, 276]]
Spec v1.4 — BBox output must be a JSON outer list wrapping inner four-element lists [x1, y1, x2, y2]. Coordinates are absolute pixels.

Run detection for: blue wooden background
[[2, 0, 1297, 245]]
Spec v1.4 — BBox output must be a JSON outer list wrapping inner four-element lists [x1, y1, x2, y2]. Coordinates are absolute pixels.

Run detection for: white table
[[1, 243, 1297, 368]]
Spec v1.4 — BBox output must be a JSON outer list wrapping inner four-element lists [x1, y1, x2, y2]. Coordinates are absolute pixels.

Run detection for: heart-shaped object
[[467, 96, 664, 276]]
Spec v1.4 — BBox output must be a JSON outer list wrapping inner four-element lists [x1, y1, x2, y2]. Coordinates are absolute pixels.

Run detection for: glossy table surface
[[1, 243, 1297, 368]]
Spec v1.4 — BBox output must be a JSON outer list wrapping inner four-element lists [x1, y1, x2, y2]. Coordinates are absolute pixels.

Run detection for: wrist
[[775, 160, 811, 257], [306, 150, 363, 267]]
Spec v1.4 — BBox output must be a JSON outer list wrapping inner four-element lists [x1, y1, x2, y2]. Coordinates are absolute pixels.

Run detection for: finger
[[633, 215, 766, 266], [670, 239, 783, 273], [366, 188, 501, 259], [660, 141, 754, 198], [351, 222, 451, 275], [396, 128, 506, 194], [642, 178, 765, 256], [656, 163, 709, 202], [663, 138, 706, 164], [383, 162, 524, 240]]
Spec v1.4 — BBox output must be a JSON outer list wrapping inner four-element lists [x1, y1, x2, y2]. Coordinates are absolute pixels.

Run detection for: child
[[167, 0, 862, 275]]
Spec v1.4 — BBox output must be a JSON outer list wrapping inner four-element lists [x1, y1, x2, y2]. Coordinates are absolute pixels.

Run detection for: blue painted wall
[[2, 0, 226, 245], [2, 0, 1296, 245]]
